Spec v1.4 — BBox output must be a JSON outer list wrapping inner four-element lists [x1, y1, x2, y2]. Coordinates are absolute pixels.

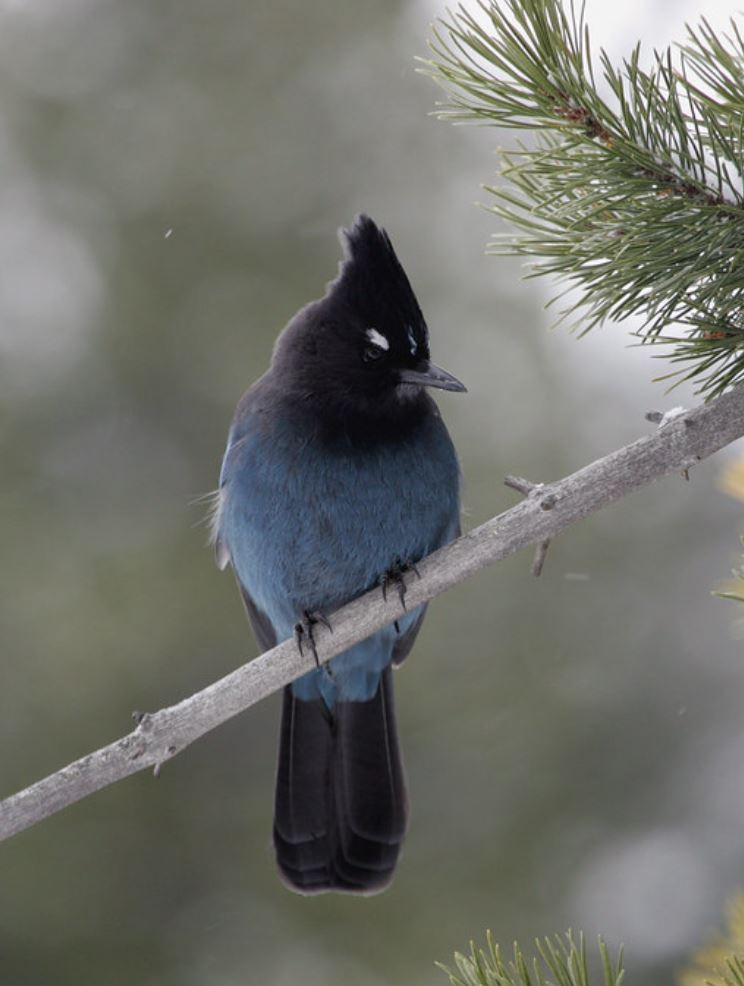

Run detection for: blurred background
[[1, 0, 744, 983]]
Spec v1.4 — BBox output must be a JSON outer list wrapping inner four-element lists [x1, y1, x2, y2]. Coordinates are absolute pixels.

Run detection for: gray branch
[[3, 386, 744, 841]]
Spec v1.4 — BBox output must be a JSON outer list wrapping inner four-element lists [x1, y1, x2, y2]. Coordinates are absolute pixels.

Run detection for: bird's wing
[[391, 604, 428, 667], [212, 431, 245, 572], [214, 530, 231, 571], [238, 581, 278, 652]]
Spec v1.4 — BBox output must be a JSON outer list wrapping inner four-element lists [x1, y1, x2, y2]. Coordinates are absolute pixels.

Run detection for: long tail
[[272, 665, 408, 895]]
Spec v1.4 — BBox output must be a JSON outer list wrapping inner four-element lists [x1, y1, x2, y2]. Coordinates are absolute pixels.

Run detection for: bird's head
[[273, 215, 466, 419]]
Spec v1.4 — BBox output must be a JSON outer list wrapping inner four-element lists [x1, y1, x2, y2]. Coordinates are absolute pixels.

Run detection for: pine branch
[[680, 892, 744, 986], [423, 0, 744, 398], [3, 385, 744, 841], [438, 930, 623, 986]]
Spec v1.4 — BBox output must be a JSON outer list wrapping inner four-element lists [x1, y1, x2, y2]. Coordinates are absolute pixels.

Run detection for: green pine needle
[[716, 955, 744, 986], [437, 931, 624, 986], [423, 0, 744, 398]]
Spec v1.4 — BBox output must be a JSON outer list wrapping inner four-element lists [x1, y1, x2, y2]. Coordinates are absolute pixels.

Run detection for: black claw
[[294, 622, 308, 657], [294, 610, 331, 668], [381, 558, 419, 613], [315, 611, 333, 633]]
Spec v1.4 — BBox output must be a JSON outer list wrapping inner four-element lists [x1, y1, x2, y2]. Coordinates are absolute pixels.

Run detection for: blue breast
[[217, 391, 460, 703]]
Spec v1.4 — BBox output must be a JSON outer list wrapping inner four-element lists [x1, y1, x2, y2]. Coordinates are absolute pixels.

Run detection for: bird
[[212, 214, 465, 894]]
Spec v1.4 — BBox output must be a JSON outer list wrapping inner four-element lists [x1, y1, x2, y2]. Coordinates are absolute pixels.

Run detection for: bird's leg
[[380, 558, 421, 616], [294, 609, 332, 669]]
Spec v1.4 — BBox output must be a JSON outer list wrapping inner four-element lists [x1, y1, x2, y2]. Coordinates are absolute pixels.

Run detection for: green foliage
[[679, 894, 744, 986], [717, 957, 744, 986], [713, 464, 744, 605], [438, 931, 624, 986], [424, 0, 744, 397]]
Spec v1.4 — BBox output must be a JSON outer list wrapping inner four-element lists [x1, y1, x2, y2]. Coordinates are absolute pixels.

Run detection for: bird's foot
[[380, 558, 421, 617], [294, 610, 332, 668]]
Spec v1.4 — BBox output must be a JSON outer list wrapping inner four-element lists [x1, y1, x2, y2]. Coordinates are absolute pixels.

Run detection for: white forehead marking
[[407, 326, 417, 356], [366, 328, 389, 351]]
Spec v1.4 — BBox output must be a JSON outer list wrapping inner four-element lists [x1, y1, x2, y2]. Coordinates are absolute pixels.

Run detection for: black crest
[[327, 214, 428, 347]]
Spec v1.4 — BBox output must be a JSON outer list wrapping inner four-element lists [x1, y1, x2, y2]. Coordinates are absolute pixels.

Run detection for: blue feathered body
[[216, 375, 460, 705]]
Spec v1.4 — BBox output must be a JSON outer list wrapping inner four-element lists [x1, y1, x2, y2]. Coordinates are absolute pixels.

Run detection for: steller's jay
[[212, 215, 465, 894]]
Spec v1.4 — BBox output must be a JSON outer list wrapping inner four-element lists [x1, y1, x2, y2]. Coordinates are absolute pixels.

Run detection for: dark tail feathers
[[273, 665, 407, 894]]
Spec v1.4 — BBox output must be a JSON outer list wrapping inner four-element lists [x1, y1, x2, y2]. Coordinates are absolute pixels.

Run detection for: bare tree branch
[[3, 387, 744, 842], [504, 474, 555, 574]]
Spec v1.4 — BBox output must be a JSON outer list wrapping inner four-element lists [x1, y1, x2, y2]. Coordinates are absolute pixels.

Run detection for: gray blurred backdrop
[[2, 1, 744, 984]]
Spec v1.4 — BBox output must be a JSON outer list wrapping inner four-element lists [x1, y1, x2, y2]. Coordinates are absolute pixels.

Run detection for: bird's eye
[[363, 344, 385, 363], [363, 328, 390, 362]]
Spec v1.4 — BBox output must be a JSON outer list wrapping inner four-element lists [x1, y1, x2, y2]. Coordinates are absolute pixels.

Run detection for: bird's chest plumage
[[218, 402, 459, 636]]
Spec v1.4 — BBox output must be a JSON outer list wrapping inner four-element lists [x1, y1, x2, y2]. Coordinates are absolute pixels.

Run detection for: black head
[[272, 215, 465, 425]]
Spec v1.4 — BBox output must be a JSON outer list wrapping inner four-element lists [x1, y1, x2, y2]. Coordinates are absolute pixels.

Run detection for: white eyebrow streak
[[366, 328, 389, 351]]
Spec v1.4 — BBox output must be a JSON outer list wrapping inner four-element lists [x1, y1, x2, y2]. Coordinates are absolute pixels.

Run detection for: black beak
[[398, 361, 467, 393]]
